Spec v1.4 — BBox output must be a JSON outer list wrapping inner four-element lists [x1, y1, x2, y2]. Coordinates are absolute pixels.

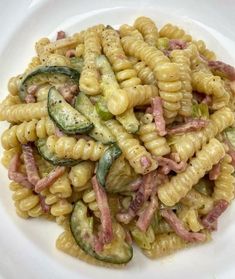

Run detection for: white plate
[[0, 1, 235, 278]]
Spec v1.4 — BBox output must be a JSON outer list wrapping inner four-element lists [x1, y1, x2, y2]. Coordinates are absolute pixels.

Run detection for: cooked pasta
[[158, 138, 225, 206], [46, 135, 105, 161], [1, 16, 235, 267], [213, 154, 235, 203], [1, 117, 55, 149]]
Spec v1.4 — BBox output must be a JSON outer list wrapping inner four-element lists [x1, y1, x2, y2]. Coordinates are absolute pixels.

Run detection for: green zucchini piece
[[70, 201, 133, 264], [20, 66, 80, 101], [69, 57, 84, 73], [36, 139, 81, 166], [95, 97, 113, 121], [48, 87, 93, 134], [75, 92, 116, 144], [96, 144, 122, 187], [116, 109, 139, 133]]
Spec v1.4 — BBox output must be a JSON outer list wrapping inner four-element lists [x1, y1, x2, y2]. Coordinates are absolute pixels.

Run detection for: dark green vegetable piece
[[20, 66, 80, 101], [95, 97, 113, 121], [48, 87, 93, 134], [96, 144, 122, 187], [36, 139, 81, 166], [70, 201, 133, 264]]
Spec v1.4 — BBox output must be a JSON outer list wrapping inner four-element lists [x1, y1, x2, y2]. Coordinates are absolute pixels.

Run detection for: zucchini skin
[[70, 201, 133, 264], [48, 87, 93, 135], [36, 139, 81, 166], [96, 144, 122, 187], [20, 66, 80, 101]]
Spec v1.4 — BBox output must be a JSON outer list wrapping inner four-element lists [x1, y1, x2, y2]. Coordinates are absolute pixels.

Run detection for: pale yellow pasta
[[46, 135, 105, 161], [9, 182, 43, 219], [1, 95, 21, 106], [35, 85, 51, 101], [0, 101, 47, 123], [79, 28, 102, 95], [69, 161, 95, 190], [159, 23, 192, 42], [213, 154, 235, 203], [181, 189, 214, 215], [192, 40, 216, 61], [49, 172, 72, 198], [82, 188, 100, 217], [8, 75, 22, 96], [170, 49, 193, 116], [1, 146, 21, 168], [35, 37, 51, 63], [158, 138, 225, 206], [178, 206, 203, 232], [133, 61, 157, 85], [1, 117, 55, 149], [134, 16, 159, 46], [121, 36, 182, 121], [171, 107, 234, 161], [106, 119, 157, 174], [25, 56, 41, 74], [138, 115, 170, 156], [45, 53, 71, 67], [143, 233, 191, 258], [50, 199, 73, 217], [119, 24, 144, 40], [101, 28, 141, 88], [75, 43, 84, 57]]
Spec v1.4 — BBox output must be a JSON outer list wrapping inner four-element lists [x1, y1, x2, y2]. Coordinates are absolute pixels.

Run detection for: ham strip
[[8, 154, 34, 189], [156, 156, 187, 173], [224, 139, 235, 167], [169, 39, 187, 50], [201, 95, 212, 105], [167, 119, 208, 135], [208, 60, 235, 81], [116, 172, 156, 224], [151, 97, 166, 136], [39, 194, 50, 213], [55, 127, 65, 137], [25, 85, 38, 103], [35, 166, 66, 193], [129, 178, 143, 191], [209, 162, 221, 180], [56, 31, 66, 40], [161, 209, 206, 242], [58, 84, 78, 104], [92, 176, 113, 244], [140, 156, 151, 170], [136, 196, 158, 232], [201, 199, 229, 229], [22, 144, 40, 185]]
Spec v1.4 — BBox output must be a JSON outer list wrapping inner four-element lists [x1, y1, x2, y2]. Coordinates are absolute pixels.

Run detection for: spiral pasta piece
[[101, 28, 141, 88], [143, 233, 191, 258], [134, 16, 159, 46], [8, 76, 22, 96], [82, 188, 100, 217], [158, 138, 225, 206], [9, 182, 43, 219], [192, 40, 216, 61], [159, 23, 192, 42], [50, 199, 73, 217], [49, 172, 72, 199], [213, 154, 235, 203], [69, 161, 95, 190], [107, 85, 158, 115], [46, 135, 105, 161], [106, 119, 157, 174], [119, 24, 144, 40], [79, 28, 102, 95], [1, 117, 55, 150], [171, 107, 234, 161], [133, 61, 157, 85], [121, 36, 182, 120], [170, 49, 192, 116], [192, 64, 230, 99], [1, 147, 21, 168], [178, 207, 203, 232], [138, 117, 170, 157], [0, 101, 47, 123]]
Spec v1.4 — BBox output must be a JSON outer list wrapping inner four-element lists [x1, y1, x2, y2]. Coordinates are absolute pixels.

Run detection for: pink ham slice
[[167, 119, 208, 135], [25, 85, 38, 103], [38, 194, 50, 213], [22, 144, 40, 185], [201, 199, 229, 229], [169, 39, 187, 50], [208, 60, 235, 81], [58, 84, 78, 104], [209, 162, 221, 180], [116, 172, 156, 224], [35, 166, 66, 193], [161, 209, 206, 242], [156, 156, 187, 174], [56, 31, 66, 40], [8, 154, 34, 189], [92, 176, 113, 244], [151, 97, 166, 136]]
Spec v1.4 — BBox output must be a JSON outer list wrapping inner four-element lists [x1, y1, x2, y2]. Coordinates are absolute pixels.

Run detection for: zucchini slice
[[75, 92, 116, 144], [36, 139, 81, 166], [96, 144, 122, 187], [20, 66, 80, 101], [48, 87, 93, 134], [95, 96, 113, 121], [70, 201, 133, 264], [69, 57, 84, 73]]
